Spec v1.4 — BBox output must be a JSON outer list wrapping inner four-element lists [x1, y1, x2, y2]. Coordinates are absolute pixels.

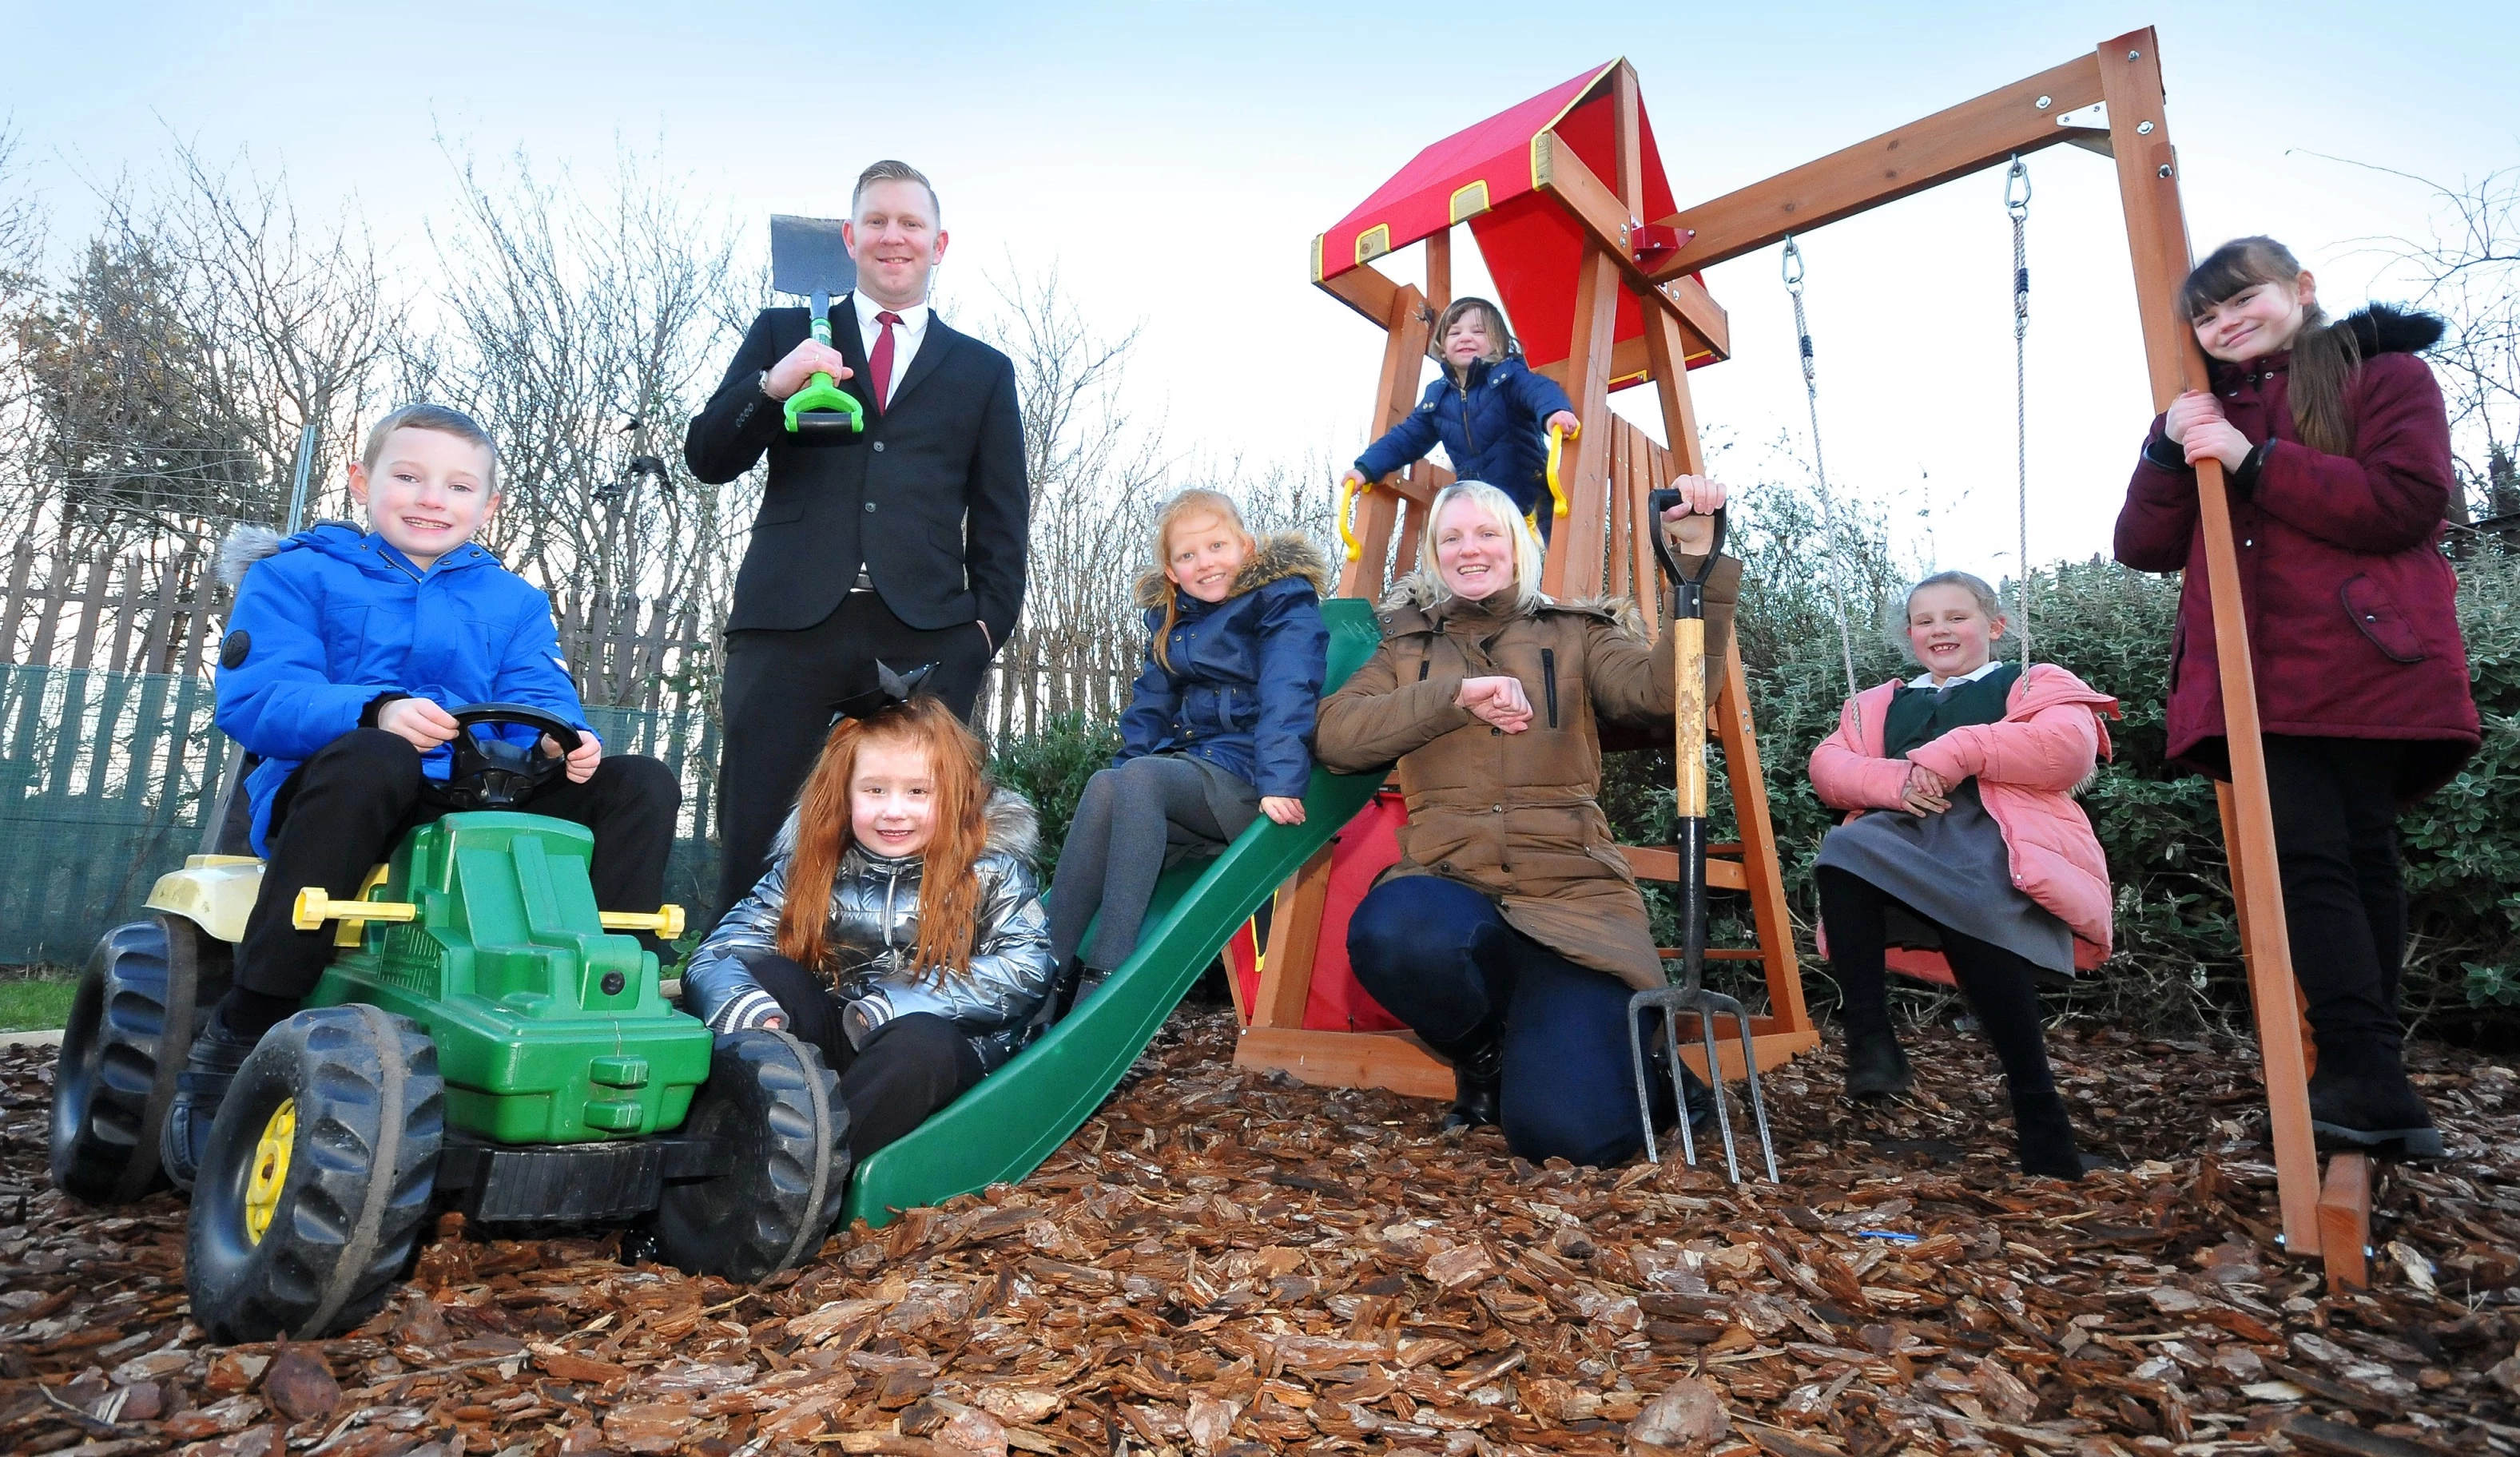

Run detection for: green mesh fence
[[0, 665, 721, 967]]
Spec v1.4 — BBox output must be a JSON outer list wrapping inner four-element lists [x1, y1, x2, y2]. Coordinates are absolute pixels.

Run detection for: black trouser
[[716, 594, 993, 911], [1816, 865, 2069, 1126], [736, 952, 987, 1165], [2262, 736, 2409, 1058], [237, 728, 682, 1002]]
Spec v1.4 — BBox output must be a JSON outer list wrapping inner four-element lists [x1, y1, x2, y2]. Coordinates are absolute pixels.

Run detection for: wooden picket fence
[[0, 538, 725, 963], [0, 538, 718, 713], [0, 536, 1153, 961]]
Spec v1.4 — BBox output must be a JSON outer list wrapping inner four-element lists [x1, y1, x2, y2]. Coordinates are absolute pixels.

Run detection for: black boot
[[159, 1016, 263, 1192], [1842, 1021, 1914, 1098], [2010, 1087, 2089, 1181], [1440, 1039, 1503, 1132], [2309, 1038, 2444, 1160], [1845, 1036, 1914, 1098]]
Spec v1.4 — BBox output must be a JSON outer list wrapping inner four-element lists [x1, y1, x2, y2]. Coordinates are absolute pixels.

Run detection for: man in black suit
[[687, 160, 1027, 910]]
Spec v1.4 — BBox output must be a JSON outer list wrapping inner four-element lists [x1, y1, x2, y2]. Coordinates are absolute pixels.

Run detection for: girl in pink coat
[[1808, 572, 2120, 1179]]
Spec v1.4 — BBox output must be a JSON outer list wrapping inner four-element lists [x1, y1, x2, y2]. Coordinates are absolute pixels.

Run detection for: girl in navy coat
[[1342, 297, 1581, 541], [1046, 490, 1329, 996]]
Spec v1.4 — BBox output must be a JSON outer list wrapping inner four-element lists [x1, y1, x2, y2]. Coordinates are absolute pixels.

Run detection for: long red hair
[[774, 698, 990, 981]]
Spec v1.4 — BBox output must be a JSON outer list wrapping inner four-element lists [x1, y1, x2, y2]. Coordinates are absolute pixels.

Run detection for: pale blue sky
[[5, 1, 2514, 578]]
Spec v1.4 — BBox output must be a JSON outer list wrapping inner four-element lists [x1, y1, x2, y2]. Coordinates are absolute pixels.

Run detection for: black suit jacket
[[686, 299, 1028, 641]]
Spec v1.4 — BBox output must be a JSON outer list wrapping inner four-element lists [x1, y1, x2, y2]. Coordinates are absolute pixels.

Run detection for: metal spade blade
[[769, 214, 855, 299]]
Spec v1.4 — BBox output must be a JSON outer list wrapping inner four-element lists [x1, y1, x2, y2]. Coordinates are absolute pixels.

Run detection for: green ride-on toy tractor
[[47, 705, 852, 1344]]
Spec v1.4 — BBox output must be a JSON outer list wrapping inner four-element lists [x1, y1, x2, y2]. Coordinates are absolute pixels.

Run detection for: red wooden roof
[[1312, 61, 1695, 383]]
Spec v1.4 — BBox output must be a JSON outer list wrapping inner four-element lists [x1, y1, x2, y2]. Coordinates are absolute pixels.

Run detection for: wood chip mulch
[[3, 1011, 2518, 1457]]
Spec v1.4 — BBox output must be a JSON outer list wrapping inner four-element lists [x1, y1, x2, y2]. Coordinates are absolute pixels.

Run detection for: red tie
[[870, 310, 902, 411]]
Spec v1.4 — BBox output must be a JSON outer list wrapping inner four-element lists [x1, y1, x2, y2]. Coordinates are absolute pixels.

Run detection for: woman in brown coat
[[1317, 478, 1741, 1165]]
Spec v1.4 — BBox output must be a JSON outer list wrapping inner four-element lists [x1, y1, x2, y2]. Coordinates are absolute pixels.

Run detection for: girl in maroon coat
[[2117, 236, 2478, 1161]]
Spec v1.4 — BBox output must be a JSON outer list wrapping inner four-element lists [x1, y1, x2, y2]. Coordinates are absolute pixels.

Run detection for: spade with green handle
[[769, 214, 865, 439]]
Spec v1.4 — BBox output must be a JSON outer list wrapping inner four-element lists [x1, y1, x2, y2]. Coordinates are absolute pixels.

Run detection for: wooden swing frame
[[1241, 26, 2369, 1291]]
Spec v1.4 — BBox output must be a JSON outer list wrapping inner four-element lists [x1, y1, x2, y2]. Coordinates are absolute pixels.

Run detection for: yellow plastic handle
[[293, 887, 417, 932], [600, 905, 688, 940], [1338, 474, 1369, 562], [1545, 422, 1577, 519]]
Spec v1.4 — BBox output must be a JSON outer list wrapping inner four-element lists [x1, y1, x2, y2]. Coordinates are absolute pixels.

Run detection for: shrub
[[988, 711, 1121, 883]]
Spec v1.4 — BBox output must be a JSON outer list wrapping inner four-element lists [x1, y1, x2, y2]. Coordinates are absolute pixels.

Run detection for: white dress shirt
[[1906, 657, 2009, 691], [851, 292, 930, 405]]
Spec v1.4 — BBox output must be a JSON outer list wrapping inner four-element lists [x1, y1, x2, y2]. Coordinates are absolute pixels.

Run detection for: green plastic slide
[[840, 597, 1385, 1228]]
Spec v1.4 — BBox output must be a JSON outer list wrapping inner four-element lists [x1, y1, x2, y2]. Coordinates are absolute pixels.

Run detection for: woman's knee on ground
[[1500, 1081, 1643, 1168]]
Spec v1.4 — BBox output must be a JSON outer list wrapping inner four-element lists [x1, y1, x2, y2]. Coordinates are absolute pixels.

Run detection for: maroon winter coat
[[2114, 305, 2478, 801]]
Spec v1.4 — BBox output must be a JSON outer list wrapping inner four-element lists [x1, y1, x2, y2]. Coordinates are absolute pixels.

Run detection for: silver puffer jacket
[[681, 789, 1056, 1071]]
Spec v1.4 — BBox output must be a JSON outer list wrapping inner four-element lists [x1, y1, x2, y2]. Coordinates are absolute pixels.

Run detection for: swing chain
[[1779, 233, 1858, 697], [2008, 156, 2033, 665]]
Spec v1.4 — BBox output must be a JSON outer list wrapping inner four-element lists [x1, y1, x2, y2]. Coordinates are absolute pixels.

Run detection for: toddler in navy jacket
[[1341, 296, 1581, 542]]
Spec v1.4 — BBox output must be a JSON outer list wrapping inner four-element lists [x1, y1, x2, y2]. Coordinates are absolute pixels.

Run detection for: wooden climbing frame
[[1236, 59, 1814, 1100], [1247, 27, 2373, 1290]]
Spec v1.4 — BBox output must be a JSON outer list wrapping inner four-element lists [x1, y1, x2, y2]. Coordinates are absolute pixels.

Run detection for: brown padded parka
[[1315, 558, 1741, 992]]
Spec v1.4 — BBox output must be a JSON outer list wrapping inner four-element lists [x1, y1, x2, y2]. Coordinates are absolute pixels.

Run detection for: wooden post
[[0, 539, 34, 662], [2319, 1153, 2371, 1290], [1544, 242, 1620, 598], [1425, 228, 1452, 314], [1339, 284, 1433, 601], [178, 562, 221, 679], [2101, 27, 2323, 1260]]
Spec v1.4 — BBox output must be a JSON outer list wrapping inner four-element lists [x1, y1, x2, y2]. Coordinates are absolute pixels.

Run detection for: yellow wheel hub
[[243, 1098, 296, 1245]]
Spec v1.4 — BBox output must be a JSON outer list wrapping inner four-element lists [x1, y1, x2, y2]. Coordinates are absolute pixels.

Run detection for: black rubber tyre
[[187, 1006, 444, 1343], [50, 915, 230, 1205], [654, 1030, 851, 1284]]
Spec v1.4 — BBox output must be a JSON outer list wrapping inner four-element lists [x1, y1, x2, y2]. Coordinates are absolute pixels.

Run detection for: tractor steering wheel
[[423, 702, 585, 812]]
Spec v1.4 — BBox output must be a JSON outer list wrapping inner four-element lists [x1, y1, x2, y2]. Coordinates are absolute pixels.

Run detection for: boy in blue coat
[[1341, 296, 1580, 542], [161, 404, 682, 1189]]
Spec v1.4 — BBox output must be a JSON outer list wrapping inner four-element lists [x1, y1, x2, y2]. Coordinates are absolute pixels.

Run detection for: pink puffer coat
[[1808, 663, 2121, 974]]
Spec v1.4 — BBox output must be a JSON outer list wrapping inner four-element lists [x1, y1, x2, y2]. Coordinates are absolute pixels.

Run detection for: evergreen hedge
[[989, 539, 2520, 1047]]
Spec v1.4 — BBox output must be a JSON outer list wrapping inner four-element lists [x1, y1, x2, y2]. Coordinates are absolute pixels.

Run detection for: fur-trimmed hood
[[217, 519, 499, 587], [769, 784, 1039, 865], [218, 525, 287, 587], [2342, 303, 2446, 359], [1132, 531, 1330, 611]]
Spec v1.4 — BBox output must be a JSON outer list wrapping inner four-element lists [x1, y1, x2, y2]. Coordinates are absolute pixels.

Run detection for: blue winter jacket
[[216, 522, 591, 854], [1353, 355, 1575, 522], [1116, 534, 1330, 800]]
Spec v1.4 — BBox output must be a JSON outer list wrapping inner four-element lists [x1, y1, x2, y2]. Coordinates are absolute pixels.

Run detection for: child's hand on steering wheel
[[539, 730, 604, 784], [1457, 675, 1533, 733], [377, 697, 459, 751], [1260, 796, 1306, 826]]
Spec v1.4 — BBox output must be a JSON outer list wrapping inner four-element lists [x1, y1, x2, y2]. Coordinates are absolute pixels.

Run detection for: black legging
[[2262, 736, 2408, 1058], [736, 953, 985, 1165], [1817, 865, 2077, 1163]]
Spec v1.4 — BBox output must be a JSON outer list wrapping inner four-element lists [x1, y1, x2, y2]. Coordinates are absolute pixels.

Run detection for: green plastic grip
[[783, 313, 865, 435]]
